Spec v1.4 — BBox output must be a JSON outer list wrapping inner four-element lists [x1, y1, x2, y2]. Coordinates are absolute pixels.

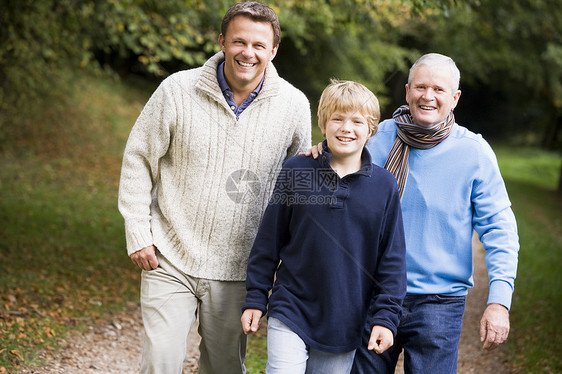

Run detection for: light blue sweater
[[367, 118, 519, 309]]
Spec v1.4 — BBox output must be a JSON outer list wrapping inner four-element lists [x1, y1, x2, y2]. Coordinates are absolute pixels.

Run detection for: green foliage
[[3, 0, 560, 148], [0, 0, 91, 142], [86, 0, 228, 75], [273, 0, 420, 104], [0, 0, 222, 143], [495, 147, 562, 190], [1, 0, 456, 145]]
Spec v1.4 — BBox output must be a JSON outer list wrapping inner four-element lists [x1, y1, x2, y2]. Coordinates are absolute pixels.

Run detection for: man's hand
[[480, 303, 510, 350], [300, 142, 323, 159], [241, 309, 263, 334], [368, 325, 394, 354], [130, 245, 159, 271]]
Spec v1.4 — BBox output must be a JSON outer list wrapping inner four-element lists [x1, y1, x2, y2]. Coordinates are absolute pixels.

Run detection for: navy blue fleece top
[[243, 144, 407, 353]]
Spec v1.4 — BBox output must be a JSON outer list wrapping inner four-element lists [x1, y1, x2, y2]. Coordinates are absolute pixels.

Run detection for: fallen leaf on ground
[[9, 349, 24, 361]]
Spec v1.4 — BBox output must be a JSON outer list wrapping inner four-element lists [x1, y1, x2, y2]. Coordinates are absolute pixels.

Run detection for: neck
[[231, 90, 253, 106], [225, 76, 264, 106], [329, 154, 362, 178]]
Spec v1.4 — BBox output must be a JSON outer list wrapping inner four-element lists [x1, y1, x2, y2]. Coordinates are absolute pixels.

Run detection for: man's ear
[[269, 44, 279, 61], [452, 90, 462, 110], [218, 34, 226, 52]]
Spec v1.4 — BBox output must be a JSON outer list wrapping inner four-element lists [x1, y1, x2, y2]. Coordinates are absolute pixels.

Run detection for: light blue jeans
[[266, 317, 356, 374]]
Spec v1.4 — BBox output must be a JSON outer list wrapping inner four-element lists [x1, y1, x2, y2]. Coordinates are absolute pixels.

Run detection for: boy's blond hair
[[317, 79, 380, 138]]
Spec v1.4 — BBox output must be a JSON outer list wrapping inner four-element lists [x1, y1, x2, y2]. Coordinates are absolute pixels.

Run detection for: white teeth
[[337, 137, 355, 142], [238, 61, 254, 67], [420, 105, 434, 110]]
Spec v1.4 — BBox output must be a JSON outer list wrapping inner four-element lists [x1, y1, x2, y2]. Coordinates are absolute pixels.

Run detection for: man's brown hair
[[221, 2, 281, 46]]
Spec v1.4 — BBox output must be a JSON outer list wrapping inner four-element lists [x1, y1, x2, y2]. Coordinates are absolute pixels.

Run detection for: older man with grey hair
[[353, 52, 519, 373], [307, 53, 518, 373]]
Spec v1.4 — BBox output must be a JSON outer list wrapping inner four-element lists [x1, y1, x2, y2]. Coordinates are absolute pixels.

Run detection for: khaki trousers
[[140, 253, 247, 374]]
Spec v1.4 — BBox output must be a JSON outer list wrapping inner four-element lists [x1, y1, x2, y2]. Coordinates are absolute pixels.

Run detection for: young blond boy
[[241, 80, 406, 373]]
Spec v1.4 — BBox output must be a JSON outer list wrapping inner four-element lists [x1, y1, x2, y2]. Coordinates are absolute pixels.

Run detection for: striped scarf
[[384, 105, 455, 198]]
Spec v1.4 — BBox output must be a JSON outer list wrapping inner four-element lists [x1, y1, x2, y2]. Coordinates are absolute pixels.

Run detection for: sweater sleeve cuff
[[241, 302, 267, 315], [124, 224, 154, 256], [369, 318, 398, 337], [487, 280, 514, 310]]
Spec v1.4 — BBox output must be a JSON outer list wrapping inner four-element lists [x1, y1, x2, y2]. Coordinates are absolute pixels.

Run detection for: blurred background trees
[[1, 0, 561, 151]]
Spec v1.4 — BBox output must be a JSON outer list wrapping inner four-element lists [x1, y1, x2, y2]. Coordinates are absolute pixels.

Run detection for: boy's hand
[[368, 325, 394, 354], [241, 309, 263, 334], [299, 142, 323, 159]]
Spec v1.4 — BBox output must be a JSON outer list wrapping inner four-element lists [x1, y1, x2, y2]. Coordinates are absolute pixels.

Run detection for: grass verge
[[0, 72, 154, 371], [246, 320, 268, 374], [495, 146, 562, 373]]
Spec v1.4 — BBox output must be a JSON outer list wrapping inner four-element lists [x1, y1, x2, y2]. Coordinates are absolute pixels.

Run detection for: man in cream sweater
[[118, 2, 311, 373]]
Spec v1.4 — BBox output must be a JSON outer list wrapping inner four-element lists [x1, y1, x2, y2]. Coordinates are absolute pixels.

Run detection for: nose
[[340, 119, 353, 132], [241, 45, 255, 59], [422, 88, 435, 100]]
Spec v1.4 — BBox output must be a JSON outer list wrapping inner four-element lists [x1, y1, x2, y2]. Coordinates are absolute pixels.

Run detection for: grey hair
[[408, 53, 461, 91]]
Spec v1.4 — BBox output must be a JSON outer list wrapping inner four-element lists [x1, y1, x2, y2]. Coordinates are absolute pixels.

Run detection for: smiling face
[[218, 15, 278, 96], [405, 64, 461, 128], [324, 110, 371, 162]]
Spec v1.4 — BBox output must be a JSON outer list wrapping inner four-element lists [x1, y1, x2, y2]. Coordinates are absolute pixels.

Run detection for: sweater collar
[[196, 51, 280, 105], [320, 139, 373, 177]]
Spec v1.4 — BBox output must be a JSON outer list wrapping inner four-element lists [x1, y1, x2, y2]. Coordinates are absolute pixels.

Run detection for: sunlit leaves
[[7, 0, 557, 146], [0, 0, 450, 132]]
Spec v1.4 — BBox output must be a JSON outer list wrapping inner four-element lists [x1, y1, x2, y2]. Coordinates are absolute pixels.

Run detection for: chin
[[415, 116, 438, 127]]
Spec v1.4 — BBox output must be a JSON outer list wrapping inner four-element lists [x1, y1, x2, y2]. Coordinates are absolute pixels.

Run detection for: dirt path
[[454, 236, 512, 373], [21, 236, 512, 373], [19, 306, 200, 374]]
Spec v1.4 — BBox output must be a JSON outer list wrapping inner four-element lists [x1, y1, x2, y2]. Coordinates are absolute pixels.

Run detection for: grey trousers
[[139, 253, 247, 374]]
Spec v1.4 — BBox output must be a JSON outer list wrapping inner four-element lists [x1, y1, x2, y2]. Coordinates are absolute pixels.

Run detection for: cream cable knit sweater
[[118, 52, 311, 281]]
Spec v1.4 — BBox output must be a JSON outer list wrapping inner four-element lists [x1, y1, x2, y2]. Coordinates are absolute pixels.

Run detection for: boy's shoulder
[[282, 153, 318, 169], [369, 163, 400, 190]]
